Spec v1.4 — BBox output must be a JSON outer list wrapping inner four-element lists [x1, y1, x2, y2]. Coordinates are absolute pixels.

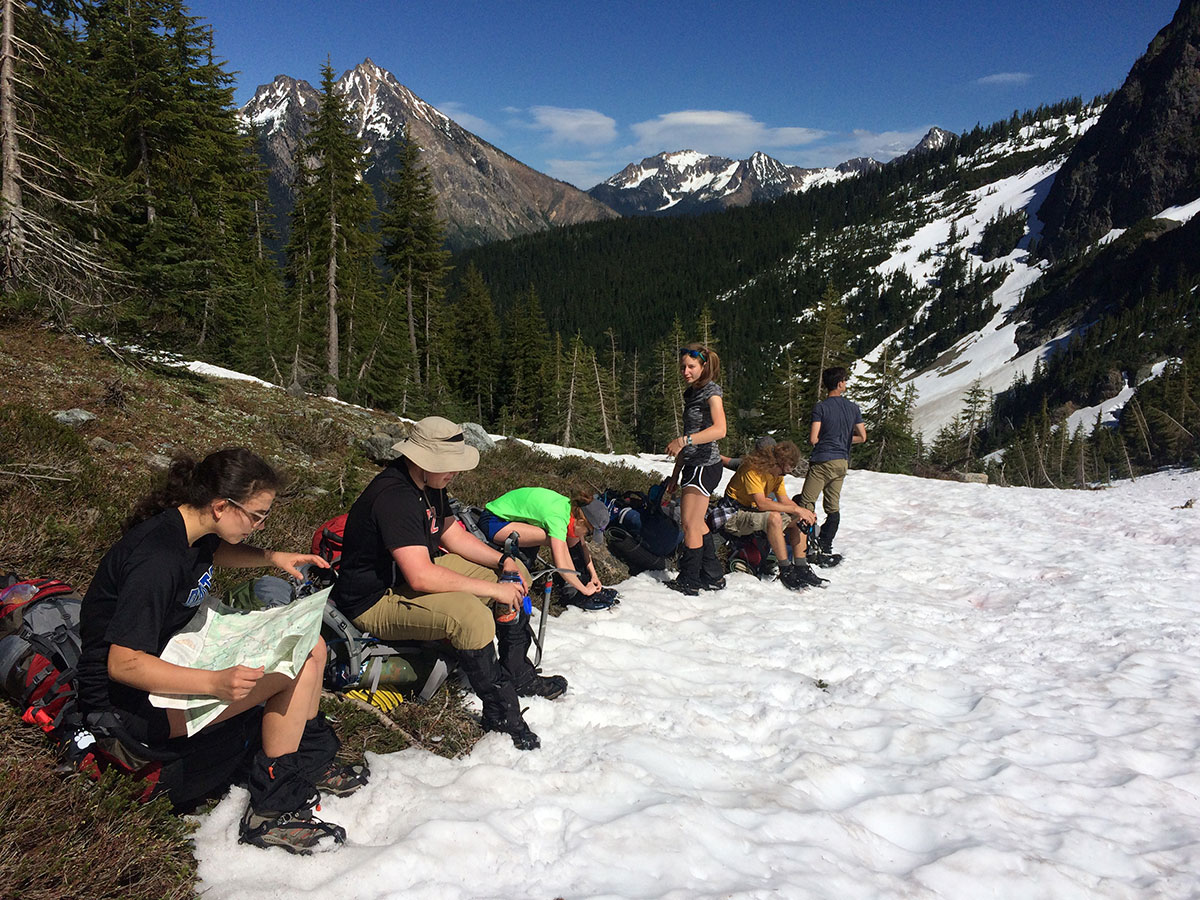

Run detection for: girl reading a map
[[77, 448, 367, 854]]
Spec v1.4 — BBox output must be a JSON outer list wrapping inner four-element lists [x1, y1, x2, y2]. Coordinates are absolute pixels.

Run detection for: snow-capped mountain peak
[[591, 149, 857, 215]]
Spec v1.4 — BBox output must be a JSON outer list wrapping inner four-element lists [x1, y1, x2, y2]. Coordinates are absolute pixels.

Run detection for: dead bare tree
[[1, 0, 119, 316], [592, 350, 613, 452]]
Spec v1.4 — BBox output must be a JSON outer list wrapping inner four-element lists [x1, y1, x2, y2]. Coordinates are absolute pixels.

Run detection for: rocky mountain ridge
[[586, 131, 953, 217], [586, 149, 882, 216], [240, 59, 617, 250], [1037, 0, 1200, 260]]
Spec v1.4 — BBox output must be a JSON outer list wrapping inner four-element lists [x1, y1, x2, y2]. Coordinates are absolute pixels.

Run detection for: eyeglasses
[[678, 348, 706, 362], [225, 497, 270, 526]]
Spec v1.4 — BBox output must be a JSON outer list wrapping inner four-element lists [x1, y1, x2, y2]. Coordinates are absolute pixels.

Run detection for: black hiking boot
[[496, 610, 569, 700], [699, 533, 726, 590], [458, 645, 540, 750], [666, 546, 702, 595], [239, 806, 347, 855], [811, 551, 843, 568], [242, 749, 344, 854], [779, 563, 829, 591], [561, 587, 618, 610]]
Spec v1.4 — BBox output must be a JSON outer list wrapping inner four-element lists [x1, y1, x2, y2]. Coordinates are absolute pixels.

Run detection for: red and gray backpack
[[0, 575, 83, 740], [311, 514, 348, 570]]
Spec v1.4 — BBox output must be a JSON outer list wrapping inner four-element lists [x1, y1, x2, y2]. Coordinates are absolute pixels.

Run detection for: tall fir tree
[[498, 285, 553, 438], [2, 0, 113, 313], [379, 132, 450, 391], [447, 263, 500, 425], [851, 342, 918, 473], [284, 59, 377, 398], [796, 283, 856, 405]]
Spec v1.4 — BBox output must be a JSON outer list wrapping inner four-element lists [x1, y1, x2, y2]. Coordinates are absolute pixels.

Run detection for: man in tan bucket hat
[[331, 417, 565, 750]]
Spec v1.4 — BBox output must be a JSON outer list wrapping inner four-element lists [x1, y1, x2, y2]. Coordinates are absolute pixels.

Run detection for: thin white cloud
[[975, 72, 1032, 86], [528, 106, 617, 145], [436, 101, 502, 141], [629, 109, 827, 158], [785, 126, 936, 168], [543, 156, 628, 190]]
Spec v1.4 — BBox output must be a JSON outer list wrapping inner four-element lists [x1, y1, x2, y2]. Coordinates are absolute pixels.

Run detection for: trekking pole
[[525, 558, 582, 669]]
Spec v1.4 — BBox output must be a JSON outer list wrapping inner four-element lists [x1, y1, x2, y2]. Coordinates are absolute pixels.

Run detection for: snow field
[[192, 465, 1200, 899]]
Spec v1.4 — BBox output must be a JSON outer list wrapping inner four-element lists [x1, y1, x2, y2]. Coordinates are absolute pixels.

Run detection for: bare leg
[[680, 487, 709, 550], [167, 638, 328, 758], [764, 511, 789, 562], [492, 521, 549, 549]]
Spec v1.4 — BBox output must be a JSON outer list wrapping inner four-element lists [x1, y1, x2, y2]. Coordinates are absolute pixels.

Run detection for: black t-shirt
[[331, 458, 452, 619], [78, 509, 220, 742]]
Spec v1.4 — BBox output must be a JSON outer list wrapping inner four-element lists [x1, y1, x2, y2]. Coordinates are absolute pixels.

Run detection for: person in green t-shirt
[[480, 486, 617, 610]]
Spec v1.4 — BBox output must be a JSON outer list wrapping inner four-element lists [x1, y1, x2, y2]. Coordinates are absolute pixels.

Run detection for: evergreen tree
[[498, 285, 553, 438], [284, 59, 377, 398], [379, 131, 450, 390], [1, 0, 112, 313], [796, 283, 856, 404], [852, 342, 918, 473], [447, 263, 500, 424]]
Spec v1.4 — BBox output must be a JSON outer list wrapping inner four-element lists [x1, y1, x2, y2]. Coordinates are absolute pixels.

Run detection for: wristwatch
[[685, 434, 693, 446]]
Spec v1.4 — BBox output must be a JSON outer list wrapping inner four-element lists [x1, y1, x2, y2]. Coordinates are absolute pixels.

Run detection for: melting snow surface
[[190, 456, 1200, 899]]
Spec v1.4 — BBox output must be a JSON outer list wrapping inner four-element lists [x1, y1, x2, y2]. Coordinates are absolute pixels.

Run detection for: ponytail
[[125, 448, 282, 531]]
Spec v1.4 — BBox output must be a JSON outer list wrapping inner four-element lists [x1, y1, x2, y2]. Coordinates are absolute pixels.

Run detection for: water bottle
[[495, 571, 525, 623]]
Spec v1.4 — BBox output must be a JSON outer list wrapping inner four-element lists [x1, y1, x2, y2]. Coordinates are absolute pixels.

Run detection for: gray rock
[[461, 422, 495, 453], [285, 382, 307, 399], [146, 453, 173, 471], [378, 421, 408, 439], [89, 436, 117, 453], [53, 408, 96, 427], [956, 471, 989, 484], [361, 432, 398, 464]]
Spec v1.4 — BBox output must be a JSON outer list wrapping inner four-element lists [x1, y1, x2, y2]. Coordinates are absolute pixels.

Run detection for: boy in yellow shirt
[[718, 441, 827, 590]]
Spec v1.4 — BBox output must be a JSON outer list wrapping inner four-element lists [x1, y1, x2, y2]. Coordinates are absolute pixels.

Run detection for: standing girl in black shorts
[[664, 343, 727, 595], [78, 448, 367, 854]]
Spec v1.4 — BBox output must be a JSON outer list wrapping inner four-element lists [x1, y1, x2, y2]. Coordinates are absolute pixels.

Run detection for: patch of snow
[[1063, 359, 1174, 434], [1156, 196, 1200, 225], [190, 464, 1200, 899]]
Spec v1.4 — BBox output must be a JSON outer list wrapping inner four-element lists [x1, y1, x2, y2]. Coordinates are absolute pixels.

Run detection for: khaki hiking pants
[[798, 459, 849, 515], [351, 554, 531, 652]]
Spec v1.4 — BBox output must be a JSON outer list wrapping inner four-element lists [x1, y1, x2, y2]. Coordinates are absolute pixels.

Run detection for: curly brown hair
[[741, 440, 801, 476]]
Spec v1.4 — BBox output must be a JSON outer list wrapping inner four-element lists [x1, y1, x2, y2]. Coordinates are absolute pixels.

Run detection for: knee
[[767, 511, 782, 530]]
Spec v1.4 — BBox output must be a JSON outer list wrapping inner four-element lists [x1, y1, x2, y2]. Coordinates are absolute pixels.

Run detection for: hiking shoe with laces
[[315, 760, 370, 798], [780, 564, 828, 591], [563, 590, 618, 610], [700, 576, 726, 591], [516, 672, 568, 700], [238, 806, 346, 855], [665, 577, 700, 596], [594, 587, 621, 605], [811, 551, 843, 568]]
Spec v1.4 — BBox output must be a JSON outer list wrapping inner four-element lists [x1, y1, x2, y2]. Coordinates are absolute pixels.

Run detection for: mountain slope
[[241, 60, 617, 250], [1037, 0, 1200, 260]]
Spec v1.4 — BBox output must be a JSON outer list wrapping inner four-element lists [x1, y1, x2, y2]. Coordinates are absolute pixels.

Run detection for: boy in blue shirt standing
[[797, 366, 866, 565]]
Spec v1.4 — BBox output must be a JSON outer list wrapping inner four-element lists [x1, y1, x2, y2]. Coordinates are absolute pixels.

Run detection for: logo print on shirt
[[426, 507, 440, 535], [185, 566, 213, 607]]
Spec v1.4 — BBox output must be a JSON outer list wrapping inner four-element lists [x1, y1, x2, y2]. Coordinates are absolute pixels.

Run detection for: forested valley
[[3, 0, 1197, 487]]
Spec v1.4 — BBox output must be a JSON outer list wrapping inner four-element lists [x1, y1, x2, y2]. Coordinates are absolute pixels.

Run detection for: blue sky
[[190, 0, 1182, 189]]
